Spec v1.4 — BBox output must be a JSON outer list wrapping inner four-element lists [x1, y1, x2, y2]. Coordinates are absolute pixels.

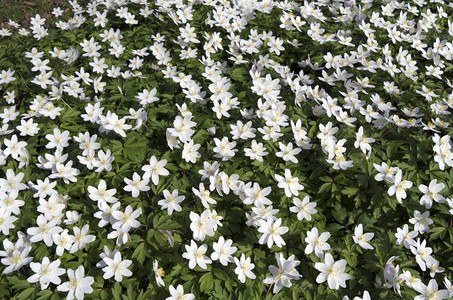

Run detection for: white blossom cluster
[[1, 0, 453, 299]]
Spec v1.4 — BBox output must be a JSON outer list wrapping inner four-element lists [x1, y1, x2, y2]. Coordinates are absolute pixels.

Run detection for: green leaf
[[331, 203, 347, 223], [341, 187, 358, 198], [112, 282, 122, 300], [16, 288, 36, 300], [7, 276, 30, 290], [430, 227, 447, 240], [199, 272, 214, 293], [318, 182, 332, 194], [132, 242, 147, 264], [36, 290, 53, 300]]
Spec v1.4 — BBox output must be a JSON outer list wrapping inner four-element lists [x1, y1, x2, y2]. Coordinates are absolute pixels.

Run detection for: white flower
[[52, 229, 74, 256], [387, 170, 412, 203], [123, 172, 150, 197], [70, 224, 95, 253], [0, 207, 17, 235], [289, 196, 317, 221], [373, 162, 400, 182], [276, 142, 301, 163], [94, 202, 120, 228], [45, 128, 70, 150], [64, 211, 81, 225], [182, 240, 211, 269], [1, 245, 33, 274], [169, 115, 196, 143], [192, 183, 216, 208], [395, 224, 417, 249], [27, 257, 65, 290], [275, 169, 304, 197], [112, 205, 142, 232], [189, 210, 217, 241], [165, 284, 194, 300], [243, 182, 272, 206], [135, 88, 158, 106], [354, 126, 375, 155], [95, 149, 114, 172], [30, 178, 57, 199], [102, 251, 132, 282], [414, 279, 450, 300], [409, 210, 433, 234], [57, 266, 94, 300], [153, 260, 165, 287], [87, 179, 118, 204], [0, 169, 28, 192], [353, 224, 374, 250], [141, 156, 169, 186], [315, 253, 351, 290], [49, 161, 80, 184], [410, 239, 437, 272], [418, 179, 445, 209], [158, 189, 184, 215], [211, 236, 237, 266], [213, 137, 237, 161], [244, 140, 268, 162], [234, 254, 256, 283], [16, 118, 40, 136], [383, 256, 400, 294], [353, 291, 371, 300], [263, 253, 302, 294], [258, 217, 288, 248], [182, 140, 201, 163], [305, 227, 331, 258], [0, 190, 24, 215], [27, 215, 62, 246], [230, 120, 256, 140]]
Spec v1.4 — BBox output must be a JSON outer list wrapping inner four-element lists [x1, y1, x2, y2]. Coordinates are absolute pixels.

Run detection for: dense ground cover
[[1, 0, 453, 299]]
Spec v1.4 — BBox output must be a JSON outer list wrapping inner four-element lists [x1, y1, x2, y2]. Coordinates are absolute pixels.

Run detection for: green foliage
[[1, 0, 453, 300]]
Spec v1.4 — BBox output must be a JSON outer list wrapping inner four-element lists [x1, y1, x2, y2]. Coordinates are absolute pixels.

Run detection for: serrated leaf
[[132, 242, 147, 264], [199, 272, 214, 293]]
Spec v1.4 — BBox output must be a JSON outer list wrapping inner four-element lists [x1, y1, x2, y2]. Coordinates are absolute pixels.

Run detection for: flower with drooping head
[[153, 259, 165, 287]]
